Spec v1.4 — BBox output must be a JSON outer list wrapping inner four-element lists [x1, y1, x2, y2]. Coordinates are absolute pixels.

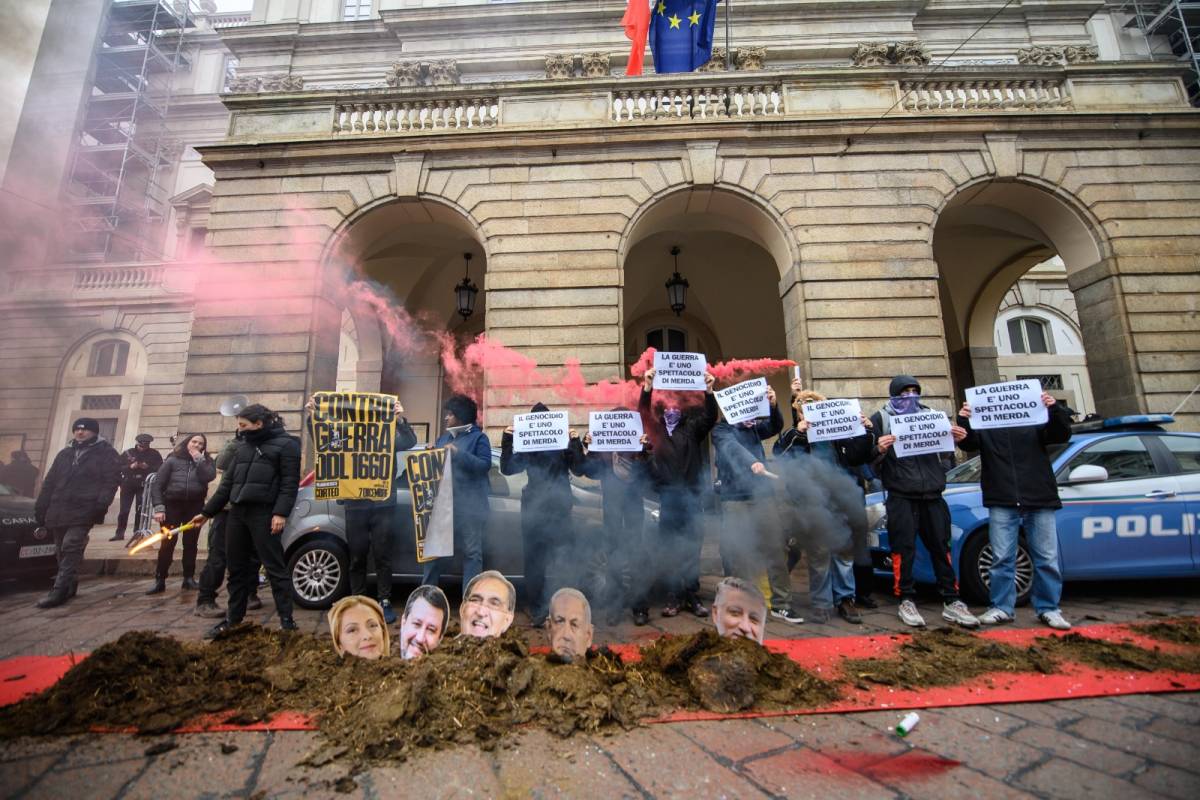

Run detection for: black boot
[[203, 620, 230, 640], [853, 565, 878, 609], [145, 578, 166, 595], [280, 616, 298, 632], [36, 586, 71, 609]]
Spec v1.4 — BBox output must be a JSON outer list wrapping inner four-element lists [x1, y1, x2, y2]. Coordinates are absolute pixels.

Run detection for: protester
[[459, 570, 516, 638], [500, 403, 586, 627], [194, 436, 262, 618], [639, 366, 718, 618], [421, 395, 492, 594], [546, 587, 594, 661], [958, 391, 1073, 630], [398, 584, 450, 660], [871, 376, 978, 629], [0, 450, 38, 497], [111, 433, 162, 542], [146, 434, 215, 595], [711, 576, 767, 644], [328, 595, 389, 660], [306, 395, 417, 624], [191, 404, 302, 637], [711, 384, 796, 623], [579, 417, 652, 626], [774, 384, 875, 624], [32, 418, 123, 608]]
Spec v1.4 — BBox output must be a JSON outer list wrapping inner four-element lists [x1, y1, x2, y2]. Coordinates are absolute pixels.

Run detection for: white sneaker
[[1039, 610, 1072, 631], [898, 599, 926, 628], [943, 600, 980, 629], [978, 607, 1014, 625]]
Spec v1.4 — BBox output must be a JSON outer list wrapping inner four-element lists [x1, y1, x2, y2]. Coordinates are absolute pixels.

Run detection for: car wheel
[[287, 537, 349, 610], [960, 530, 1034, 607]]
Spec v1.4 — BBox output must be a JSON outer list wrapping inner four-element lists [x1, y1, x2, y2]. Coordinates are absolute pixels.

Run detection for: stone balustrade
[[74, 265, 166, 291], [611, 83, 784, 122], [333, 97, 498, 134], [901, 79, 1073, 112], [2, 263, 196, 303]]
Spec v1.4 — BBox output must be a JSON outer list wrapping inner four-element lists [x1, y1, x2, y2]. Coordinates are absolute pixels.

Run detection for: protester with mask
[[871, 376, 978, 629], [711, 576, 767, 644], [398, 584, 450, 660], [191, 404, 302, 637], [33, 418, 123, 608], [546, 587, 594, 661], [328, 595, 389, 660], [459, 570, 516, 638], [0, 450, 38, 496], [958, 391, 1073, 630], [194, 436, 261, 618], [500, 403, 585, 626], [774, 384, 875, 624], [711, 384, 795, 622], [305, 395, 416, 624], [421, 395, 492, 594], [579, 416, 652, 626], [639, 366, 718, 618], [146, 433, 216, 595], [111, 434, 163, 542]]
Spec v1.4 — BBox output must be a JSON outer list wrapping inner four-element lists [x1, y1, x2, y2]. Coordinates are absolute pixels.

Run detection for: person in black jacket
[[0, 450, 38, 497], [145, 433, 216, 595], [193, 437, 262, 618], [305, 394, 417, 624], [111, 434, 163, 541], [958, 391, 1073, 630], [871, 375, 978, 629], [191, 404, 302, 637], [500, 402, 586, 626], [33, 418, 123, 608], [639, 366, 718, 618]]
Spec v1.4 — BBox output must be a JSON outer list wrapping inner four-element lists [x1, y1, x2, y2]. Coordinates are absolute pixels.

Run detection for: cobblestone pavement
[[2, 566, 1198, 798]]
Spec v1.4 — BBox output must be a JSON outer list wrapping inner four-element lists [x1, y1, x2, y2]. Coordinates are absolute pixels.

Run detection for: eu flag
[[649, 0, 721, 74]]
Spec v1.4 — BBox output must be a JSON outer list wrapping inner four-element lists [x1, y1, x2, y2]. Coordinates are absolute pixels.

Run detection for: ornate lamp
[[454, 252, 479, 319], [665, 245, 689, 316]]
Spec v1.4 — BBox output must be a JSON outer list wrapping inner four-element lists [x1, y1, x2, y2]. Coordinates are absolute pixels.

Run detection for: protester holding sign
[[501, 402, 586, 626], [711, 384, 792, 620], [421, 395, 492, 595], [870, 376, 978, 629], [958, 389, 1073, 630], [639, 366, 718, 618]]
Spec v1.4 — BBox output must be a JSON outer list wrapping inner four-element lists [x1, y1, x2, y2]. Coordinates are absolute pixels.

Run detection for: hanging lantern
[[665, 245, 689, 316], [455, 252, 479, 319]]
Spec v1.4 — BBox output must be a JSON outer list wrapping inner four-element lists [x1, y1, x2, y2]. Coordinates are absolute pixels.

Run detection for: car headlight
[[866, 501, 886, 547], [292, 500, 310, 519], [650, 509, 660, 522]]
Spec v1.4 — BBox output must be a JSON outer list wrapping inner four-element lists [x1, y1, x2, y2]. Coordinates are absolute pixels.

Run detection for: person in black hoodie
[[871, 375, 978, 629], [958, 390, 1073, 630], [191, 404, 302, 637], [500, 403, 586, 626], [33, 417, 123, 608], [639, 366, 718, 618], [146, 433, 216, 595]]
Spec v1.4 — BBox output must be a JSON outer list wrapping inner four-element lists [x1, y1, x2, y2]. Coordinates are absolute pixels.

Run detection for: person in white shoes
[[870, 376, 979, 629], [957, 392, 1073, 631]]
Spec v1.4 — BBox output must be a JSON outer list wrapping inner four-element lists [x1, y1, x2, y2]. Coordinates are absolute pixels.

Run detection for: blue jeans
[[806, 547, 855, 610], [988, 506, 1061, 616]]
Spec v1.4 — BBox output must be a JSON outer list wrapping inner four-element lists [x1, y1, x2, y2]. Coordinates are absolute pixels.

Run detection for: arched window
[[88, 339, 130, 377], [1007, 317, 1052, 355], [646, 327, 687, 353]]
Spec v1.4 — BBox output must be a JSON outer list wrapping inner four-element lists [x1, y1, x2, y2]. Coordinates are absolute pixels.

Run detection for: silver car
[[281, 447, 658, 608]]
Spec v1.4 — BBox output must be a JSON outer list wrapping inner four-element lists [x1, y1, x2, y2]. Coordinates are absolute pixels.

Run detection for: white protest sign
[[965, 379, 1047, 430], [588, 411, 644, 452], [801, 398, 865, 443], [513, 410, 570, 453], [715, 378, 770, 425], [891, 411, 955, 458], [652, 351, 708, 391]]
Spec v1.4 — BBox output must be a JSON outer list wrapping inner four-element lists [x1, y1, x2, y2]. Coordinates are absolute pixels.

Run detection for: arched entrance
[[48, 330, 149, 457], [933, 179, 1112, 415], [326, 198, 485, 443]]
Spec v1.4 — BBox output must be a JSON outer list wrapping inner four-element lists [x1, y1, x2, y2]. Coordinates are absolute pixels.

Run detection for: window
[[1017, 374, 1064, 391], [88, 340, 130, 377], [342, 0, 373, 20], [1064, 435, 1156, 481], [1007, 317, 1051, 354], [188, 227, 207, 256], [81, 394, 122, 410], [1159, 436, 1200, 475], [647, 327, 687, 353]]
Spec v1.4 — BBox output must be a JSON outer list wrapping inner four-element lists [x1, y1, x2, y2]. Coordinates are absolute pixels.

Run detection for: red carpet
[[1, 622, 1196, 732]]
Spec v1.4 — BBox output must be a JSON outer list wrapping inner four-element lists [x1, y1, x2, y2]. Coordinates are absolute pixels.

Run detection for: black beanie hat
[[72, 418, 100, 435], [444, 394, 478, 426]]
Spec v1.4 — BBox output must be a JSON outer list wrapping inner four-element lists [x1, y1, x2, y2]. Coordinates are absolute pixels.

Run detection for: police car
[[867, 415, 1200, 605], [0, 481, 56, 585]]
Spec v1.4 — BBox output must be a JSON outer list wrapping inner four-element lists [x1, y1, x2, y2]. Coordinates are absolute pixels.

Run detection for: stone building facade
[[1, 0, 1198, 477]]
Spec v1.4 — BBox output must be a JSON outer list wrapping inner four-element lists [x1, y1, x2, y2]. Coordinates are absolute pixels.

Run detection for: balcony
[[0, 263, 197, 305]]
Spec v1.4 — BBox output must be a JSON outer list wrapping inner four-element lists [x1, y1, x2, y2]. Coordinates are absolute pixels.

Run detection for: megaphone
[[219, 395, 250, 417]]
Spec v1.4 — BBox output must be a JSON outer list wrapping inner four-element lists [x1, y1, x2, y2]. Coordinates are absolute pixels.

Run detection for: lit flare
[[127, 521, 197, 556]]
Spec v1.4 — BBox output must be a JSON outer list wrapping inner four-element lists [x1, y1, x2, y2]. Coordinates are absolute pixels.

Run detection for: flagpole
[[724, 0, 732, 70]]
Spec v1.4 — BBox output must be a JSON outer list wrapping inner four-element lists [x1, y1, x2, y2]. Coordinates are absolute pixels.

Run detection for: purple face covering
[[663, 407, 682, 435], [888, 393, 921, 416]]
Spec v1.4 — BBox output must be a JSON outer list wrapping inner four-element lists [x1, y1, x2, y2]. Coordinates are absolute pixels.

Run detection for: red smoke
[[708, 357, 797, 385]]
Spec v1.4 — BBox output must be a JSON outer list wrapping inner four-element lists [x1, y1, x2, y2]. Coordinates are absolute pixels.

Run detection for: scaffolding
[[65, 0, 195, 262], [1121, 1, 1200, 105]]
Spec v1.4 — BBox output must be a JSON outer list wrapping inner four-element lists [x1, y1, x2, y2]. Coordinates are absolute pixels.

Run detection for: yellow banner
[[309, 391, 397, 501], [406, 448, 450, 563]]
